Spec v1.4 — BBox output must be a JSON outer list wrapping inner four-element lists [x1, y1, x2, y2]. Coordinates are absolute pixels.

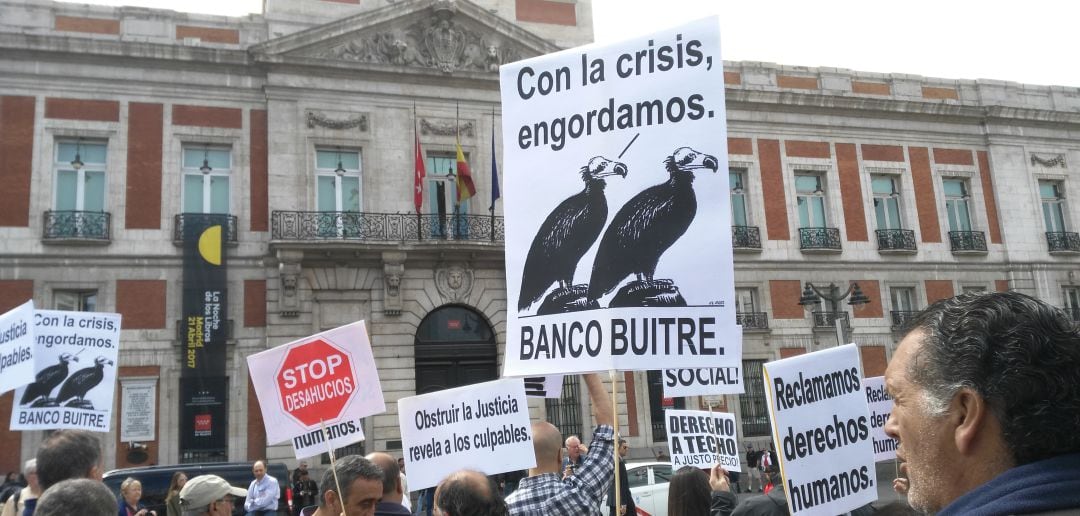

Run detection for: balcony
[[1046, 232, 1080, 254], [173, 213, 238, 246], [732, 225, 762, 251], [890, 310, 920, 331], [271, 211, 504, 243], [799, 227, 842, 252], [42, 210, 111, 244], [876, 229, 917, 253], [812, 311, 849, 330], [736, 311, 769, 331], [948, 230, 987, 253]]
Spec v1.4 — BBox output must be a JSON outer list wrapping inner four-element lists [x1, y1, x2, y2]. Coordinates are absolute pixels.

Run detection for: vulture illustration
[[19, 353, 78, 406], [518, 156, 628, 312], [588, 147, 718, 302], [57, 355, 113, 409]]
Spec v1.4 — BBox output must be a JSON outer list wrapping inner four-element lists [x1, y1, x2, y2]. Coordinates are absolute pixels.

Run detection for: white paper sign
[[398, 378, 534, 491], [10, 310, 121, 432], [664, 409, 741, 472], [247, 320, 385, 447], [763, 344, 877, 516], [0, 300, 36, 394], [500, 16, 740, 376], [662, 332, 744, 397], [524, 375, 564, 398], [120, 378, 156, 442], [863, 376, 898, 462], [292, 419, 366, 460]]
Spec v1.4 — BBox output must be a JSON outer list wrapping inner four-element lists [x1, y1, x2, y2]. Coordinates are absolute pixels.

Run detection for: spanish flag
[[455, 141, 476, 203]]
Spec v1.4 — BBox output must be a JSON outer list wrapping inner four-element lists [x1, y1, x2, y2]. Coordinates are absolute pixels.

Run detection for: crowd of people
[[3, 291, 1079, 516]]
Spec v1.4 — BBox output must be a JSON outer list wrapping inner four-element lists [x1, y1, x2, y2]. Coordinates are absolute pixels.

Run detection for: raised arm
[[583, 372, 614, 427]]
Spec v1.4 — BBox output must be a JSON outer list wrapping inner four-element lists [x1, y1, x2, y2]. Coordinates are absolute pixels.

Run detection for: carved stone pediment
[[252, 0, 559, 76]]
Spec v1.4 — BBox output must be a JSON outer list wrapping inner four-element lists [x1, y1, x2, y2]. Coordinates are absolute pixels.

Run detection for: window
[[426, 152, 471, 237], [890, 287, 915, 312], [943, 179, 973, 232], [182, 146, 231, 214], [962, 286, 986, 294], [1040, 180, 1068, 233], [647, 371, 683, 442], [871, 175, 903, 230], [1064, 287, 1080, 322], [55, 140, 106, 212], [795, 174, 827, 228], [544, 376, 581, 440], [627, 467, 650, 489], [316, 148, 362, 213], [735, 288, 758, 313], [651, 465, 673, 484], [54, 290, 97, 312], [739, 360, 769, 437], [730, 169, 748, 226]]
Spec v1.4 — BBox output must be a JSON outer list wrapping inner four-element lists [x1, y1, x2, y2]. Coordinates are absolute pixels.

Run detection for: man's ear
[[396, 476, 404, 495], [952, 388, 989, 455], [323, 489, 339, 509]]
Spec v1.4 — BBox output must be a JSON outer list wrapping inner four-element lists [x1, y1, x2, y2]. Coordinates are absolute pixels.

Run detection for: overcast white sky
[[61, 0, 1080, 87]]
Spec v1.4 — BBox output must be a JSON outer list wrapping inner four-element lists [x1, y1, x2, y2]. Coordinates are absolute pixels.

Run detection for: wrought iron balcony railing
[[736, 311, 769, 330], [891, 310, 921, 331], [948, 230, 987, 253], [876, 229, 917, 252], [1046, 232, 1080, 253], [732, 225, 762, 250], [42, 210, 111, 242], [812, 311, 849, 329], [173, 213, 238, 245], [799, 227, 842, 251], [271, 211, 504, 242]]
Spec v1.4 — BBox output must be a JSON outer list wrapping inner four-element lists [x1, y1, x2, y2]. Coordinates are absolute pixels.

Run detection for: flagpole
[[454, 102, 461, 239], [489, 106, 496, 242], [414, 102, 422, 241]]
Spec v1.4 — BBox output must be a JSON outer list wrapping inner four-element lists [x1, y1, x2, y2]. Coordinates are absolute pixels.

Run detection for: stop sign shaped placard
[[276, 338, 355, 427]]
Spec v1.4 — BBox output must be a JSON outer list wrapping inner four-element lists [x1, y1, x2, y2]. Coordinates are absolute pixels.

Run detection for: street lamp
[[798, 282, 870, 346]]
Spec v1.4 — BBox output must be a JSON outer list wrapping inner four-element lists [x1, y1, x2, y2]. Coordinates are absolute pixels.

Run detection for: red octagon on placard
[[276, 338, 356, 427]]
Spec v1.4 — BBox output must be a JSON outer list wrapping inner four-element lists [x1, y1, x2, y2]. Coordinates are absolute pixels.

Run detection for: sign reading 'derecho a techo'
[[247, 321, 384, 453]]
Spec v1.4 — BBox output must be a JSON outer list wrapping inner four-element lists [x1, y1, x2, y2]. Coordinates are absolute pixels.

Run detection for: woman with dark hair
[[667, 465, 737, 516], [164, 472, 187, 516]]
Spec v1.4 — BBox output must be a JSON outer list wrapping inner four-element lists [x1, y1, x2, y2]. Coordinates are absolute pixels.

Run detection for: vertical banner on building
[[180, 215, 230, 457], [500, 16, 741, 376]]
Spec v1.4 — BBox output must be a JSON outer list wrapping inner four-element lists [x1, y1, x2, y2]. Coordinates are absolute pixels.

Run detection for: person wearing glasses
[[606, 439, 635, 516]]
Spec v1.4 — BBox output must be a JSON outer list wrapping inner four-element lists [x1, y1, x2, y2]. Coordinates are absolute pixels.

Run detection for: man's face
[[299, 462, 307, 472], [253, 463, 266, 481], [618, 442, 629, 458], [336, 477, 382, 516], [566, 437, 581, 459], [884, 330, 955, 513], [398, 458, 405, 471]]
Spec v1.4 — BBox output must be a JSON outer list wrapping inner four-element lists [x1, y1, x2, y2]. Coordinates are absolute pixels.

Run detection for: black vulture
[[588, 147, 718, 302], [518, 156, 628, 311], [56, 355, 113, 408], [19, 353, 77, 406]]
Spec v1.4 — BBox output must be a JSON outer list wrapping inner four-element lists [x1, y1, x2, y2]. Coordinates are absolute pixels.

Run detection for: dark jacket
[[606, 459, 635, 514], [710, 491, 737, 516], [374, 501, 412, 516], [938, 452, 1080, 516], [731, 487, 787, 516]]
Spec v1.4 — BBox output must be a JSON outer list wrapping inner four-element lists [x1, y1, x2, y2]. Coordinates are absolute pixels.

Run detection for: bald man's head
[[364, 452, 401, 502], [532, 421, 563, 473], [435, 470, 507, 516]]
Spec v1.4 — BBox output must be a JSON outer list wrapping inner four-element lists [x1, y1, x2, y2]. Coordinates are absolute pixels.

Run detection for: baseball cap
[[179, 475, 248, 509]]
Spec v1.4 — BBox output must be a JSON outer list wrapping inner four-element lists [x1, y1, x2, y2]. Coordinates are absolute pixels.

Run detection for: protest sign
[[0, 300, 35, 394], [763, 344, 877, 516], [292, 419, 366, 460], [662, 332, 743, 397], [863, 376, 898, 462], [500, 16, 740, 376], [247, 320, 385, 451], [664, 409, 741, 471], [11, 310, 121, 432], [398, 378, 534, 491], [524, 375, 564, 398]]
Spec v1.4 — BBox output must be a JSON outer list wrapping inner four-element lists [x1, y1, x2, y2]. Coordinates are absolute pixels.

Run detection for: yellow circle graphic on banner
[[198, 225, 223, 265]]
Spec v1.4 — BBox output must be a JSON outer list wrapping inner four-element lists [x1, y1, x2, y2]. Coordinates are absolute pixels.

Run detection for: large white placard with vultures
[[664, 409, 742, 471], [11, 310, 121, 432], [662, 334, 744, 397], [0, 300, 36, 394], [500, 16, 740, 376], [763, 344, 877, 516], [398, 378, 534, 491], [247, 321, 385, 453], [863, 376, 898, 461]]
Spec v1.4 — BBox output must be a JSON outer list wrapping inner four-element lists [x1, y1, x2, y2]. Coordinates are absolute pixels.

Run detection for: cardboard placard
[[0, 300, 36, 394], [664, 409, 741, 471], [863, 376, 898, 462]]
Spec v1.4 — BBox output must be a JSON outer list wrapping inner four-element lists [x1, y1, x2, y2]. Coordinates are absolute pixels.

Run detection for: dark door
[[415, 305, 497, 395]]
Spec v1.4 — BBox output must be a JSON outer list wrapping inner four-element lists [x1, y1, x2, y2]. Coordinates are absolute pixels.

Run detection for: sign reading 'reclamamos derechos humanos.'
[[863, 376, 898, 462], [398, 378, 534, 491], [763, 344, 878, 516], [11, 310, 121, 432], [500, 16, 740, 377]]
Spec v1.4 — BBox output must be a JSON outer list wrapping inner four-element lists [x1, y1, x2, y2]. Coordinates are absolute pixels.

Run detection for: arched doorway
[[414, 305, 497, 394]]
